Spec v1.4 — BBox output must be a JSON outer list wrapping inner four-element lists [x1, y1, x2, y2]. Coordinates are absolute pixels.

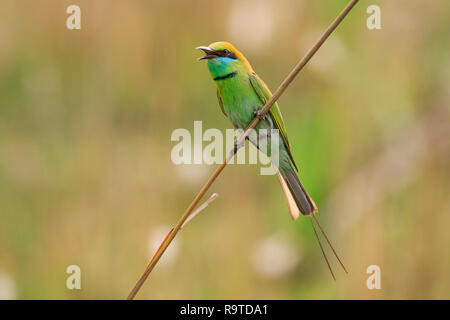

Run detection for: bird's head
[[196, 41, 254, 80]]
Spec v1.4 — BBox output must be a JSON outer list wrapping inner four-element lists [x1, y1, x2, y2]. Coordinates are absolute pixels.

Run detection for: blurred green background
[[1, 0, 450, 299]]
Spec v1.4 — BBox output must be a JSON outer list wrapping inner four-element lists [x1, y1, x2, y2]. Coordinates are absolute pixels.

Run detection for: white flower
[[251, 234, 301, 279]]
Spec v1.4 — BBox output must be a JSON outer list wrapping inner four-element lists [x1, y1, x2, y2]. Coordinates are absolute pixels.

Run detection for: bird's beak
[[196, 46, 218, 60]]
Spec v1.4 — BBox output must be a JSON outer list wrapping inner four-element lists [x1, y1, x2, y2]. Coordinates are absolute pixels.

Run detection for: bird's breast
[[217, 76, 262, 129]]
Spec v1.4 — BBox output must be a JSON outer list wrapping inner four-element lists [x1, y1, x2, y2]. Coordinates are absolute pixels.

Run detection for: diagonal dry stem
[[127, 193, 219, 299], [126, 0, 359, 299]]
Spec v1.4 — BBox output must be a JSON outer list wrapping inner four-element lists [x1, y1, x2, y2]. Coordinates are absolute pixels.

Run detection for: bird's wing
[[216, 89, 227, 117], [249, 73, 298, 171]]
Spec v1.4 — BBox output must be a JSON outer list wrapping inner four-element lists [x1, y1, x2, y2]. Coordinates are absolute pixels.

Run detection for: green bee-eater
[[197, 42, 347, 278], [197, 41, 317, 220]]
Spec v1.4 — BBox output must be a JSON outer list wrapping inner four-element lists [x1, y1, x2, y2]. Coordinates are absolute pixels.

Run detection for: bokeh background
[[1, 0, 449, 299]]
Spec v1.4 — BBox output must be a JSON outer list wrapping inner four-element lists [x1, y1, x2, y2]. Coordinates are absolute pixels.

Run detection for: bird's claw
[[253, 109, 266, 121], [232, 139, 245, 155]]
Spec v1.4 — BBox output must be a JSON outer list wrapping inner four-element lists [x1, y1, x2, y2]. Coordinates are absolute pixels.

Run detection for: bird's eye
[[223, 49, 229, 55]]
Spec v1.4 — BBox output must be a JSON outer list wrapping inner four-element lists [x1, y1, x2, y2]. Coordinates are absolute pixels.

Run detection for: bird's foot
[[232, 138, 245, 155], [253, 109, 266, 121]]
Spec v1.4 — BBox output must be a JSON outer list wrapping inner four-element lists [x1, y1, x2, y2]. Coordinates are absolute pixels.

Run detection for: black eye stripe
[[219, 50, 237, 60]]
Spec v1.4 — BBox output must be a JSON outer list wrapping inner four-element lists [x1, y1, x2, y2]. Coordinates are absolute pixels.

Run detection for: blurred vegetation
[[0, 0, 449, 299]]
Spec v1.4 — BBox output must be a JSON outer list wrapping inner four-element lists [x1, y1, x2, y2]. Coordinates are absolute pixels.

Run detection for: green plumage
[[199, 41, 317, 216]]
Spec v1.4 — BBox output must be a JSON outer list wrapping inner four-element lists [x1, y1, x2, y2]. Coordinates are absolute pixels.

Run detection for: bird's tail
[[277, 167, 348, 280], [277, 167, 317, 220]]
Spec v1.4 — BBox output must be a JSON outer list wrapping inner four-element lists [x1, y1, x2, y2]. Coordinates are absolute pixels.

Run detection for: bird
[[197, 41, 347, 279], [197, 41, 316, 219]]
